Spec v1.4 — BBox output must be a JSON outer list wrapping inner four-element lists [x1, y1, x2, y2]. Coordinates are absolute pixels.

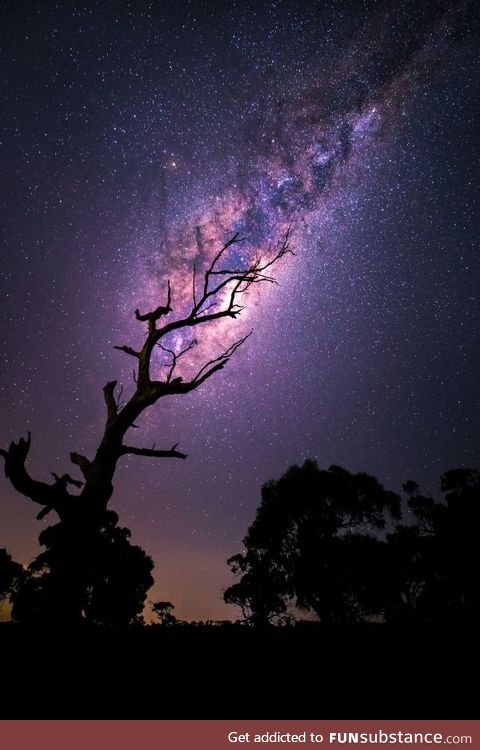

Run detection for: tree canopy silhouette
[[0, 548, 22, 605], [385, 468, 480, 623], [1, 230, 293, 624], [225, 461, 479, 625], [11, 511, 154, 627], [151, 600, 177, 626], [225, 460, 401, 625]]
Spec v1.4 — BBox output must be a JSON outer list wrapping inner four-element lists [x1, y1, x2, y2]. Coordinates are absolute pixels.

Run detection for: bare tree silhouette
[[0, 230, 293, 622], [1, 230, 292, 523]]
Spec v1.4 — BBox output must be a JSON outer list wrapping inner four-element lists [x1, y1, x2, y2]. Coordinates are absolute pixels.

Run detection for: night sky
[[1, 0, 479, 621]]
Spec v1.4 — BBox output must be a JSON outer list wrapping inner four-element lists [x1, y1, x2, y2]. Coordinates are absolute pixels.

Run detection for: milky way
[[1, 0, 479, 620], [122, 0, 474, 375]]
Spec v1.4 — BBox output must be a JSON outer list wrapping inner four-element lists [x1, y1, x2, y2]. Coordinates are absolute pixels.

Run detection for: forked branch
[[115, 229, 292, 393], [70, 452, 92, 479], [120, 443, 187, 460], [135, 280, 172, 324], [0, 433, 80, 520], [192, 332, 252, 383], [158, 339, 197, 383]]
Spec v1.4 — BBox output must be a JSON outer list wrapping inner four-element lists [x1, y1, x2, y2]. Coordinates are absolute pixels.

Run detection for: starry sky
[[1, 0, 479, 621]]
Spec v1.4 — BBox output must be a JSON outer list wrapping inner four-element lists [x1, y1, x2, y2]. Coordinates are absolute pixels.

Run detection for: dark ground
[[1, 621, 477, 718]]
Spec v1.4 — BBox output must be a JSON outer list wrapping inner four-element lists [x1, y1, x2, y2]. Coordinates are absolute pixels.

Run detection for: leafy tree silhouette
[[224, 549, 290, 625], [226, 462, 479, 625], [438, 468, 479, 620], [1, 230, 292, 624], [12, 510, 154, 626], [0, 548, 22, 606], [151, 600, 177, 626], [386, 468, 480, 623], [225, 460, 400, 624]]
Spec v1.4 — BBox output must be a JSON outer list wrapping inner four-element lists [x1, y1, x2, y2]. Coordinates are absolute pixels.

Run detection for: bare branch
[[115, 384, 124, 409], [125, 230, 293, 386], [135, 280, 172, 324], [114, 345, 139, 358], [103, 380, 118, 423], [70, 452, 92, 479], [36, 506, 54, 520], [158, 338, 197, 383], [1, 433, 70, 511], [186, 227, 292, 322], [202, 233, 245, 299], [120, 443, 187, 460], [192, 264, 197, 308], [148, 332, 253, 398], [193, 332, 252, 383], [51, 472, 83, 489], [197, 300, 219, 316]]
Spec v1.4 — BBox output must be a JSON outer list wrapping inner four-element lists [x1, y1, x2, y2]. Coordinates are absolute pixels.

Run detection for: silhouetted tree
[[225, 461, 401, 624], [438, 468, 479, 619], [385, 468, 480, 623], [227, 462, 479, 626], [0, 548, 22, 604], [1, 230, 292, 623], [11, 510, 154, 626], [151, 600, 177, 625], [224, 550, 291, 625]]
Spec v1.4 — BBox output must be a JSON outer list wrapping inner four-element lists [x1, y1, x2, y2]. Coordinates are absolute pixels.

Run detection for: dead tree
[[1, 230, 293, 527]]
